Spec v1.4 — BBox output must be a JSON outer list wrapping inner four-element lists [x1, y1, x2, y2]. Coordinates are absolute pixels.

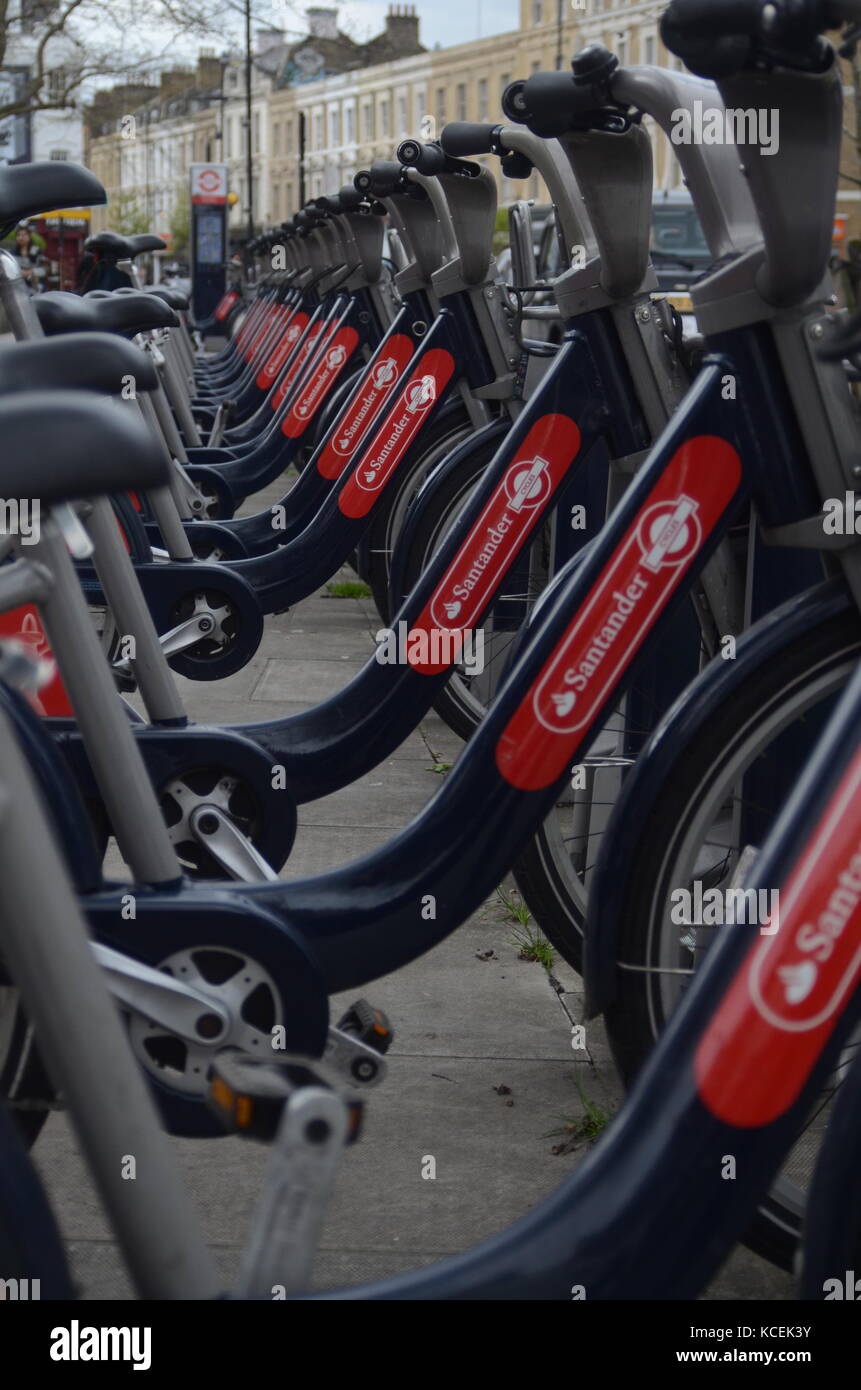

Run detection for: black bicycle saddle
[[126, 233, 168, 256], [0, 390, 169, 503], [0, 162, 105, 234], [84, 230, 136, 259], [146, 286, 189, 312], [35, 291, 178, 337], [0, 334, 157, 397]]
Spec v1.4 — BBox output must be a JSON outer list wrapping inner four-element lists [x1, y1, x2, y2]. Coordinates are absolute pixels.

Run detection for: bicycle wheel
[[365, 404, 477, 623], [0, 1100, 73, 1294], [0, 990, 52, 1146], [600, 604, 861, 1268], [513, 578, 708, 972]]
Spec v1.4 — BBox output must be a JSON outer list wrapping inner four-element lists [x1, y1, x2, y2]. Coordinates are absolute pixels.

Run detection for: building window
[[397, 94, 407, 137], [314, 112, 323, 148], [435, 87, 446, 126], [532, 0, 542, 23], [253, 111, 261, 153], [273, 122, 281, 156], [329, 108, 340, 146], [273, 184, 281, 218], [477, 78, 488, 120], [380, 99, 390, 137], [414, 87, 426, 131], [499, 72, 511, 100], [456, 83, 467, 121], [345, 105, 355, 143], [363, 102, 374, 140], [286, 118, 294, 153], [643, 34, 657, 66], [46, 67, 67, 103], [616, 33, 629, 67]]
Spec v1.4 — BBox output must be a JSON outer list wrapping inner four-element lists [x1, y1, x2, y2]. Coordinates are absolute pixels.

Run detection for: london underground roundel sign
[[191, 164, 228, 205]]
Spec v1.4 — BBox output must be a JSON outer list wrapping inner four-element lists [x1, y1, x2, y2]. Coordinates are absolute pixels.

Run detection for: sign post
[[190, 162, 228, 323]]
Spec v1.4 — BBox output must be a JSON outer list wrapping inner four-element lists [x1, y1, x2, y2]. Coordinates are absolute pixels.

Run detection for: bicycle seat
[[35, 290, 179, 337], [0, 333, 157, 397], [0, 161, 105, 232], [127, 233, 167, 256], [147, 286, 189, 312], [0, 389, 168, 503], [84, 230, 134, 258]]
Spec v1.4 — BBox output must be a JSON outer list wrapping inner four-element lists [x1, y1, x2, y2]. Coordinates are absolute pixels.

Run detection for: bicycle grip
[[396, 139, 448, 174], [521, 70, 601, 131], [336, 185, 364, 211], [439, 123, 500, 157], [354, 161, 404, 195]]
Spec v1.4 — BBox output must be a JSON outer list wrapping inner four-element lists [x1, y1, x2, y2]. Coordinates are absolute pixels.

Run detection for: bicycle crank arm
[[188, 803, 280, 883], [207, 1051, 357, 1298], [236, 1086, 347, 1298], [113, 609, 221, 674], [94, 941, 231, 1046], [323, 1024, 388, 1088], [171, 458, 210, 515]]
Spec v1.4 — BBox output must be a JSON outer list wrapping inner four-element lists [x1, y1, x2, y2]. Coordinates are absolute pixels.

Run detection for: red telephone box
[[34, 207, 92, 291]]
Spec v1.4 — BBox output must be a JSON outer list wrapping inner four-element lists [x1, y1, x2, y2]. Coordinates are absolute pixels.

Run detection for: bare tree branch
[[0, 0, 276, 126]]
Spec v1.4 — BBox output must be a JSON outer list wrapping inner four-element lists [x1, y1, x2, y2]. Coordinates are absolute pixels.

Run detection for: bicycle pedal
[[207, 1051, 364, 1144], [110, 656, 138, 692], [335, 998, 394, 1054]]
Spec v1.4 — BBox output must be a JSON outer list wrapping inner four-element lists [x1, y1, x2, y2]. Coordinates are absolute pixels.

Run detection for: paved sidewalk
[[32, 479, 791, 1300]]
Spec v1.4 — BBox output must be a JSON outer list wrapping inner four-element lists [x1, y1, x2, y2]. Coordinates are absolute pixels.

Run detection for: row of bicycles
[[2, 0, 861, 1304]]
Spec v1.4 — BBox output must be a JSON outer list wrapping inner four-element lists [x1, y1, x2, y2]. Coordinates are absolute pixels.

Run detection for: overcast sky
[[77, 0, 525, 87], [264, 0, 522, 50]]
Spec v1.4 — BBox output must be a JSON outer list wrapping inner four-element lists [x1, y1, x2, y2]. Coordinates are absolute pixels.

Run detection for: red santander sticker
[[316, 335, 415, 480], [696, 745, 861, 1127], [407, 415, 581, 674], [272, 320, 331, 410], [256, 311, 308, 390], [338, 349, 455, 519], [0, 606, 70, 716], [246, 305, 286, 363], [282, 327, 359, 438], [215, 291, 239, 322], [495, 436, 742, 790]]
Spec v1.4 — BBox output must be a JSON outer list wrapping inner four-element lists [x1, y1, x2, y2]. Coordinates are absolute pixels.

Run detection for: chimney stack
[[159, 68, 194, 102], [385, 4, 420, 52], [306, 7, 339, 39]]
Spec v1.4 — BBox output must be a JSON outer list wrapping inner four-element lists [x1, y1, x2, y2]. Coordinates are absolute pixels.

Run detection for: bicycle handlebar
[[354, 161, 405, 197], [661, 0, 852, 78], [396, 139, 448, 174], [396, 139, 482, 179], [438, 123, 501, 157]]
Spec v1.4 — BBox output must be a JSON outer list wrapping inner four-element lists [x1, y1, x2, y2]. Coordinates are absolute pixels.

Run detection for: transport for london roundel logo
[[636, 495, 702, 573]]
